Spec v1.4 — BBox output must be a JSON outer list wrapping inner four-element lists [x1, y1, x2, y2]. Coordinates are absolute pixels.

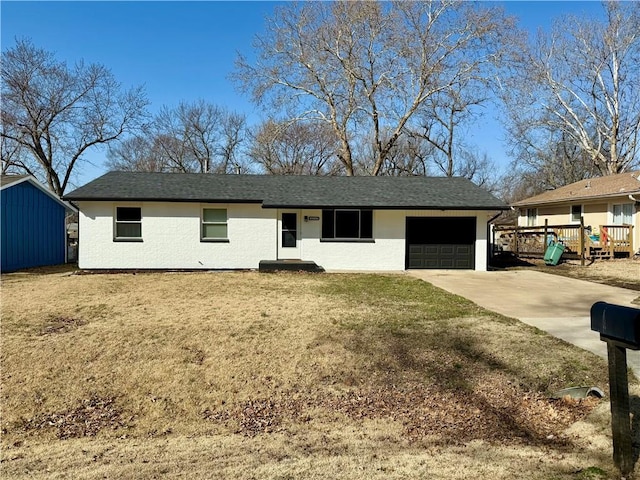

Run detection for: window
[[613, 204, 633, 225], [570, 205, 582, 223], [526, 208, 537, 227], [322, 209, 373, 240], [202, 208, 228, 240], [281, 213, 297, 247], [115, 207, 142, 240]]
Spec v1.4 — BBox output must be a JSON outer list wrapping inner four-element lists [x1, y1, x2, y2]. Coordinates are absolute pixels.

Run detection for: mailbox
[[591, 301, 640, 350], [591, 301, 640, 476]]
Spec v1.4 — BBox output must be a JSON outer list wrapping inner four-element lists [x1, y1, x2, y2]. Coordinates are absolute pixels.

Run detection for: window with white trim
[[526, 208, 537, 227], [612, 204, 633, 225], [201, 208, 228, 240], [114, 207, 142, 240], [322, 209, 373, 240]]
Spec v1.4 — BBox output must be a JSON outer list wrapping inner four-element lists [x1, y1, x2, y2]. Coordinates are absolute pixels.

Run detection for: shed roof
[[0, 174, 30, 188], [64, 171, 508, 210], [512, 171, 640, 207], [1, 174, 76, 212]]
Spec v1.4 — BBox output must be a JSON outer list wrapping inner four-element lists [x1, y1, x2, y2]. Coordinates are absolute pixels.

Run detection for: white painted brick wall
[[77, 201, 276, 269], [299, 209, 489, 271], [77, 202, 492, 271]]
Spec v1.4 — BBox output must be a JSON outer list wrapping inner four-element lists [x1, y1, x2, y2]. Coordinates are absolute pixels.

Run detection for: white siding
[[77, 202, 493, 271]]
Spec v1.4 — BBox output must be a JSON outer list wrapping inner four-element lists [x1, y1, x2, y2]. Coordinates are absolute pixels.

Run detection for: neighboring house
[[512, 171, 640, 256], [63, 172, 508, 271], [1, 175, 76, 272]]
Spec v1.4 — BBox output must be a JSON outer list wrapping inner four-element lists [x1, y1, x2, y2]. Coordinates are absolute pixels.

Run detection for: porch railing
[[493, 220, 634, 263]]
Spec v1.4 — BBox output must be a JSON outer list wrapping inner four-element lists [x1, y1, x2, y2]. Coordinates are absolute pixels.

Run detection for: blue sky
[[1, 1, 607, 187]]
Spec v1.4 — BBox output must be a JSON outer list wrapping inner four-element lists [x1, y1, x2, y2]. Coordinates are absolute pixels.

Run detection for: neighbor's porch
[[493, 220, 634, 262]]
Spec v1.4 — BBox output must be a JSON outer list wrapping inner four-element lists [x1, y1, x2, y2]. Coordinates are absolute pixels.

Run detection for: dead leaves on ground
[[17, 395, 129, 439], [203, 381, 599, 445], [11, 382, 598, 445], [39, 315, 87, 335]]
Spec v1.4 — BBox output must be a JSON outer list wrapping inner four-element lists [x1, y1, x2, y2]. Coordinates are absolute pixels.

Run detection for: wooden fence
[[493, 220, 634, 264]]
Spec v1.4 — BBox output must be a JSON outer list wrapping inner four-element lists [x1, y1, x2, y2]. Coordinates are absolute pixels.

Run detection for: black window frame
[[281, 212, 297, 248], [321, 209, 373, 242]]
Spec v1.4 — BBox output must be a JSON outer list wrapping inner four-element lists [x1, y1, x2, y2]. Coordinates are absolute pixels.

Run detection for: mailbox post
[[591, 302, 640, 477]]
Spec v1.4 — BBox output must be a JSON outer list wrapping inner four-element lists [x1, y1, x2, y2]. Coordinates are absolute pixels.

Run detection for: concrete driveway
[[409, 269, 640, 374]]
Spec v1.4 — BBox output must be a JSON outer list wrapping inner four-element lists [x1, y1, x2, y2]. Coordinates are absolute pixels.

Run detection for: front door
[[278, 211, 301, 259]]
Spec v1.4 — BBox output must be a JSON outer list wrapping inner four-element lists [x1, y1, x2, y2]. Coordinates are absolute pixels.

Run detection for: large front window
[[322, 209, 373, 240], [115, 207, 142, 240]]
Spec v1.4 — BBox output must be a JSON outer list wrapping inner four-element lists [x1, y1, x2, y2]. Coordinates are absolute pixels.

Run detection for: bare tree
[[501, 2, 640, 177], [218, 110, 252, 174], [456, 150, 501, 193], [106, 135, 168, 172], [250, 119, 342, 175], [1, 131, 26, 175], [505, 130, 598, 194], [1, 39, 148, 195], [407, 79, 488, 178], [153, 100, 248, 173], [356, 130, 431, 176], [235, 1, 513, 176], [107, 101, 250, 174]]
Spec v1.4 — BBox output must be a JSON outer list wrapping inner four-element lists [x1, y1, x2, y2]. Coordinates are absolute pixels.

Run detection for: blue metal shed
[[1, 175, 75, 272]]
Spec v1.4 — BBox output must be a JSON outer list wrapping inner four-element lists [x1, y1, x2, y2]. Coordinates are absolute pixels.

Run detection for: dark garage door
[[406, 217, 476, 269]]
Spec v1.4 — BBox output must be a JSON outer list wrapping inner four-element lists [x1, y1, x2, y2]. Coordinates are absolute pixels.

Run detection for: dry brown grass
[[512, 257, 640, 292], [0, 270, 622, 479]]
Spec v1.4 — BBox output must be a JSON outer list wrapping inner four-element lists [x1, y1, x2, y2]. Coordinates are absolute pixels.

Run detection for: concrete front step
[[258, 260, 324, 273]]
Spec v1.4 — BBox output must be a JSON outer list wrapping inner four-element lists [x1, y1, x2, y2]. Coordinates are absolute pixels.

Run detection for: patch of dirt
[[39, 315, 87, 335], [204, 382, 600, 445], [3, 264, 79, 276], [543, 258, 640, 290], [17, 395, 129, 439], [182, 346, 206, 365]]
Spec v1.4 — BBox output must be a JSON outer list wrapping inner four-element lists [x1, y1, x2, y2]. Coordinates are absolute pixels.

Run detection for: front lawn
[[0, 271, 616, 479]]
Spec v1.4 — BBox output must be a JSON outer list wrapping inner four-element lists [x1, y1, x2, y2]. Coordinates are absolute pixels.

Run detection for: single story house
[[63, 172, 508, 271], [512, 171, 640, 256], [1, 174, 76, 272]]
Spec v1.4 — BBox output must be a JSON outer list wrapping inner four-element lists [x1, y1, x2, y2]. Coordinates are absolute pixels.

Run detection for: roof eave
[[263, 203, 509, 210], [63, 197, 265, 204], [513, 190, 640, 208]]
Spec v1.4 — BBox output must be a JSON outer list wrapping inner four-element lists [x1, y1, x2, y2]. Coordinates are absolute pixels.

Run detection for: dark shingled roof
[[64, 171, 508, 210]]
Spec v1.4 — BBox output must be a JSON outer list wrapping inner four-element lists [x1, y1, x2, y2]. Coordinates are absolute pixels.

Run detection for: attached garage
[[406, 217, 476, 269], [65, 172, 508, 271]]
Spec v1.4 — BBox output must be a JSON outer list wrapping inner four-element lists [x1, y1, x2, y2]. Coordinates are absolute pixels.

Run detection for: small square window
[[202, 208, 228, 240], [115, 207, 142, 240]]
